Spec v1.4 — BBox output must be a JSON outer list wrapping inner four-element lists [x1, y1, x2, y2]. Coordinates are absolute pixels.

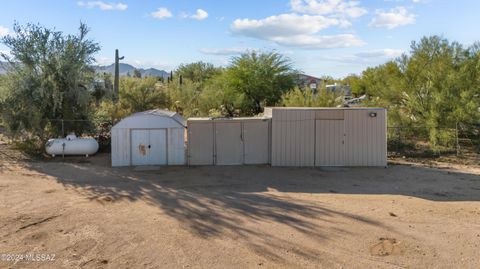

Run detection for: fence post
[[400, 127, 403, 154], [455, 122, 459, 156], [61, 119, 64, 138]]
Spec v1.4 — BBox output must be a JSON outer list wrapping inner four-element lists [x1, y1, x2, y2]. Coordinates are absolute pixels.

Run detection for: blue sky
[[0, 0, 479, 78]]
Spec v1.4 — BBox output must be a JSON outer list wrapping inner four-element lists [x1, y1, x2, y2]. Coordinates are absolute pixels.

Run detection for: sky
[[0, 0, 479, 78]]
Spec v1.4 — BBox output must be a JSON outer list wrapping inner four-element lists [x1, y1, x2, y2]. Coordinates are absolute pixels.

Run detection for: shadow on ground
[[17, 153, 480, 262]]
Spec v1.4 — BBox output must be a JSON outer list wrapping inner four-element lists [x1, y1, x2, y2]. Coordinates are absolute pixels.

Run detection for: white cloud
[[191, 9, 209, 20], [369, 7, 416, 29], [355, 48, 403, 58], [290, 0, 367, 28], [180, 9, 209, 20], [0, 26, 9, 37], [272, 34, 364, 49], [77, 1, 127, 11], [151, 8, 173, 19], [199, 47, 253, 55], [129, 59, 174, 71], [231, 13, 364, 49], [318, 48, 404, 63], [95, 56, 112, 65], [232, 14, 338, 38], [291, 0, 367, 18], [384, 0, 425, 3]]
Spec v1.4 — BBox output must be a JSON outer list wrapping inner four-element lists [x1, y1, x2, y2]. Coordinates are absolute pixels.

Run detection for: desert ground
[[0, 145, 479, 268]]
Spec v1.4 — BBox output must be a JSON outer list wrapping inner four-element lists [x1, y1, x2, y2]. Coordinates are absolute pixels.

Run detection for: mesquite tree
[[0, 22, 100, 141]]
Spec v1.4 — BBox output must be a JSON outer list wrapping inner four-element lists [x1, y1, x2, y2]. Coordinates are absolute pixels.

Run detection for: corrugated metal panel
[[305, 110, 316, 166], [215, 122, 243, 165], [271, 109, 315, 166], [270, 108, 281, 166], [187, 118, 271, 165], [344, 109, 387, 166], [244, 120, 270, 164], [315, 110, 344, 120], [315, 120, 345, 166], [269, 107, 386, 167], [111, 128, 130, 167], [168, 128, 186, 165], [187, 122, 214, 165]]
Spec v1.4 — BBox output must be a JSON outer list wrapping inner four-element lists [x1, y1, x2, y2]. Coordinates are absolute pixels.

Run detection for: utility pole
[[113, 49, 124, 103]]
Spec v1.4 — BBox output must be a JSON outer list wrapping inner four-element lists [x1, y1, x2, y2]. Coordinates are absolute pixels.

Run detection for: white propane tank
[[45, 134, 99, 157]]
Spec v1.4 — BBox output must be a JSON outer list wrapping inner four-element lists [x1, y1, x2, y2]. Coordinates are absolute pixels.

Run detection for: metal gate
[[315, 120, 345, 166], [187, 122, 214, 165], [187, 118, 271, 165], [244, 120, 270, 164], [215, 122, 243, 165]]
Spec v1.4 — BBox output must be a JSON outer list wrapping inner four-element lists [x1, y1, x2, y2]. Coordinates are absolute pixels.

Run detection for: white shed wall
[[111, 113, 185, 167], [111, 128, 130, 167]]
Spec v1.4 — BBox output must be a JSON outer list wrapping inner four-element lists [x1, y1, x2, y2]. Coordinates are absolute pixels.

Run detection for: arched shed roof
[[112, 109, 185, 129]]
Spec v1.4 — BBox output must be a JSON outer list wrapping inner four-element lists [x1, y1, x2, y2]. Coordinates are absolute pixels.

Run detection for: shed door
[[244, 121, 269, 164], [344, 110, 387, 166], [188, 123, 214, 165], [215, 122, 243, 165], [131, 129, 167, 166], [148, 129, 167, 165], [131, 130, 149, 165], [315, 120, 345, 166]]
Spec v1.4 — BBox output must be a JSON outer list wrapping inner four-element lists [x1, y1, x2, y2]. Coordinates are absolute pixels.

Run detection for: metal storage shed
[[264, 107, 387, 167], [111, 109, 186, 167], [187, 117, 271, 165]]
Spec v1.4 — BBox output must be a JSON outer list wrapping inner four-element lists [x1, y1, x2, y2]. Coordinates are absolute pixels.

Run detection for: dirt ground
[[1, 147, 480, 268]]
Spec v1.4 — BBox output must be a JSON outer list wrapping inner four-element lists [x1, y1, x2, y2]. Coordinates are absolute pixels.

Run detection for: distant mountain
[[94, 63, 169, 78], [0, 62, 170, 78]]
